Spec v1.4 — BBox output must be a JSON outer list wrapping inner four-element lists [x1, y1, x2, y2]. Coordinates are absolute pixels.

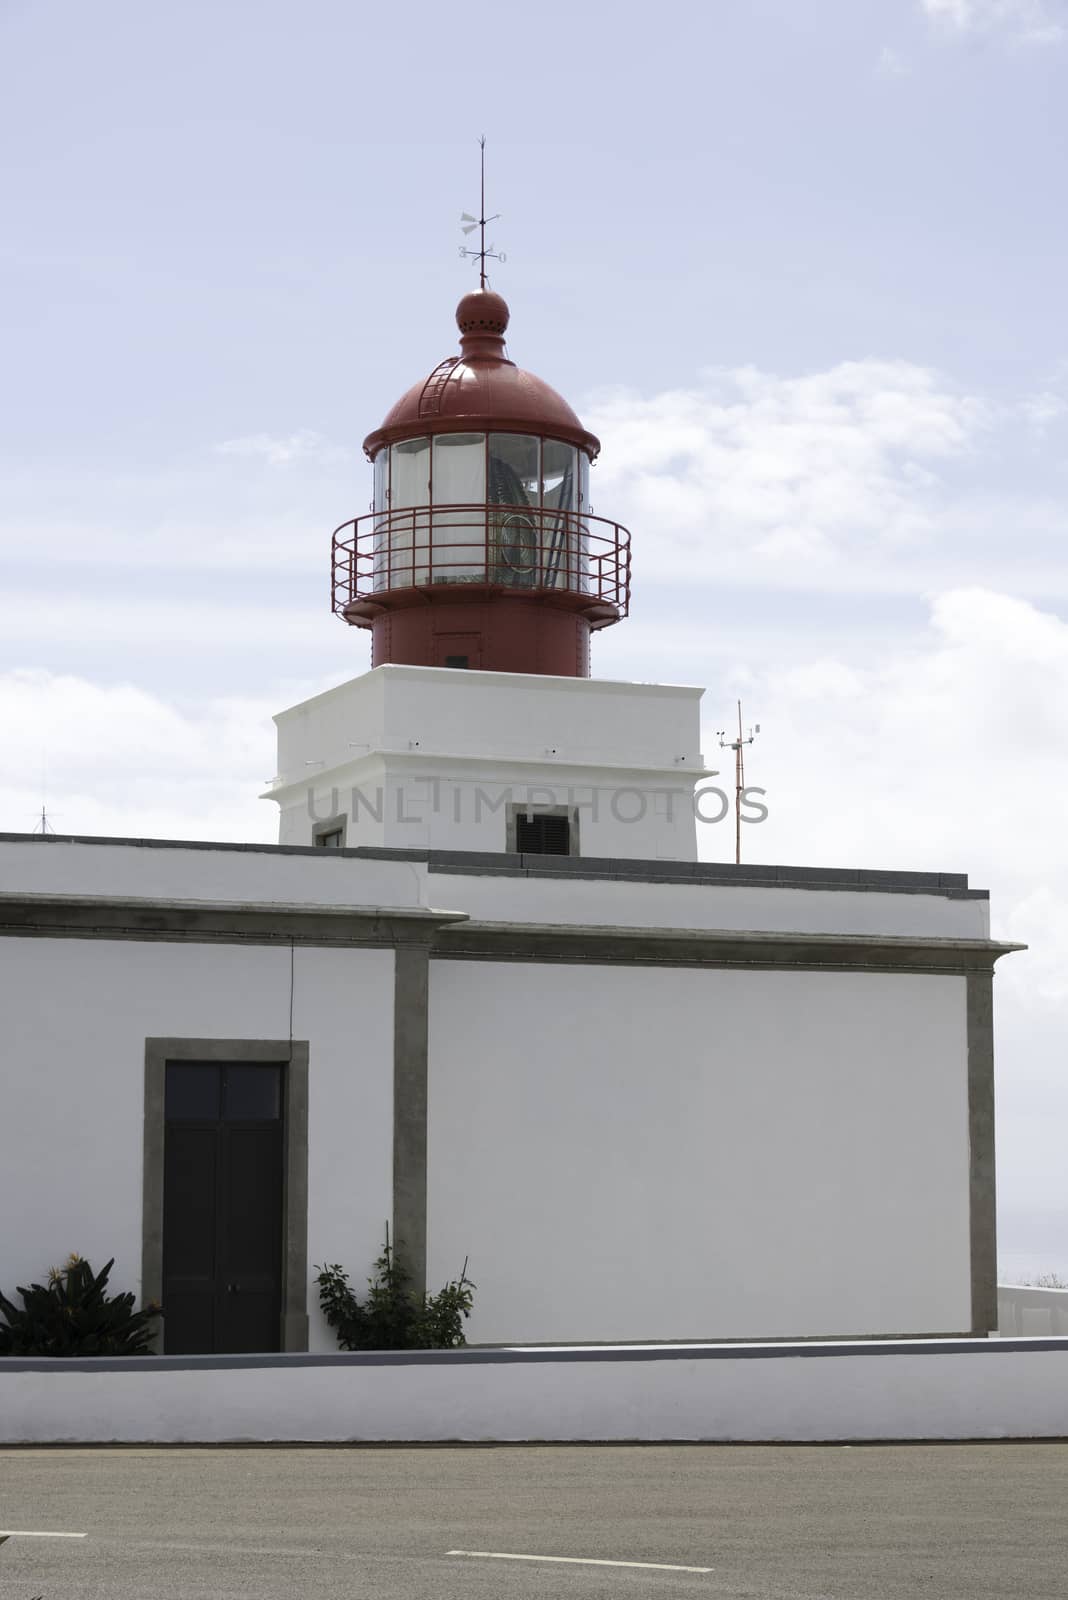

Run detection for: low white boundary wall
[[998, 1284, 1068, 1336], [3, 1338, 1068, 1444]]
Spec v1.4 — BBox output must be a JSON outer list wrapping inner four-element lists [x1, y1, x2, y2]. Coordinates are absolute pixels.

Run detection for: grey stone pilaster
[[966, 971, 998, 1334], [392, 943, 431, 1297]]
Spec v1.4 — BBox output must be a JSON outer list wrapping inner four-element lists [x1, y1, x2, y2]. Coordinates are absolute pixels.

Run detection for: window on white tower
[[507, 804, 576, 857]]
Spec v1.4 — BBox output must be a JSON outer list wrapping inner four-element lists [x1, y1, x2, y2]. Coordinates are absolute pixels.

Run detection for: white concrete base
[[267, 664, 709, 857], [3, 1339, 1067, 1445]]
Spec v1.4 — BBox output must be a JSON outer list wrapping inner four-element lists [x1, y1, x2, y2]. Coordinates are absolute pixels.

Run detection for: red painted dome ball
[[456, 289, 510, 336]]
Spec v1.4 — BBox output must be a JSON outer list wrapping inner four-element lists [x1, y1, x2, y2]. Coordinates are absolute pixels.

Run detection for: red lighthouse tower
[[331, 286, 631, 677]]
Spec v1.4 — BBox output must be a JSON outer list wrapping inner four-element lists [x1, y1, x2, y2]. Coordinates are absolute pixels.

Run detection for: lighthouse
[[267, 287, 712, 858], [0, 174, 1009, 1366], [333, 287, 627, 678]]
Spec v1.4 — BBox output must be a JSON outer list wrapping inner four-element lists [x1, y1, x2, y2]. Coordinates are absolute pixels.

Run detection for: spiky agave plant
[[0, 1254, 161, 1356]]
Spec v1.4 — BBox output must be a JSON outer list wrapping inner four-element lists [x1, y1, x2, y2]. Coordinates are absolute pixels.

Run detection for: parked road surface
[[1, 1442, 1066, 1599]]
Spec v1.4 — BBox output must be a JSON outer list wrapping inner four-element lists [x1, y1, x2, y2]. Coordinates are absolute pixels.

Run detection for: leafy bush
[[316, 1227, 474, 1351], [0, 1254, 162, 1356]]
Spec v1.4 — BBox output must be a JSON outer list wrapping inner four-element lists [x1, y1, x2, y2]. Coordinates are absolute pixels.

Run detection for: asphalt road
[[1, 1443, 1066, 1600]]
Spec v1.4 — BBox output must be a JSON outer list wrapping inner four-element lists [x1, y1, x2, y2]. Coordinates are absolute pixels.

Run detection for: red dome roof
[[362, 290, 600, 461]]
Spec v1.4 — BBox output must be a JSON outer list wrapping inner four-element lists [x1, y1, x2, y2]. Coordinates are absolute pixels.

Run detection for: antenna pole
[[735, 700, 744, 866], [32, 803, 57, 837], [717, 702, 760, 866]]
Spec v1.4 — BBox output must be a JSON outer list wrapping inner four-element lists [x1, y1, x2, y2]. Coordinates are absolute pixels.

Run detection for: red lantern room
[[331, 288, 631, 677]]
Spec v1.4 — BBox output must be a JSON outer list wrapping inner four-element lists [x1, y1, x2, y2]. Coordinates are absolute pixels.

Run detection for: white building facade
[[0, 830, 1011, 1349], [0, 282, 1019, 1353]]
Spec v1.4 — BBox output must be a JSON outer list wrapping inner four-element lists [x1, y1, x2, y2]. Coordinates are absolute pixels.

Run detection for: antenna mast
[[31, 804, 57, 836], [459, 137, 506, 285], [717, 701, 760, 865]]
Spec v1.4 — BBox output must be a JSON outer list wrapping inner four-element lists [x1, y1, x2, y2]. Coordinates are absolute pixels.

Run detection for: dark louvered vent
[[515, 811, 571, 855]]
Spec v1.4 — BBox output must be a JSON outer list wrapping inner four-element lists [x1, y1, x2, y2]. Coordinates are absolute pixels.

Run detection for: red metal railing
[[331, 504, 631, 619]]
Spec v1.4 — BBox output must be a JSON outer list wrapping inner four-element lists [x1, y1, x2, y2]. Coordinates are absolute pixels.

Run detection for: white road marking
[[448, 1549, 712, 1573], [0, 1530, 87, 1538]]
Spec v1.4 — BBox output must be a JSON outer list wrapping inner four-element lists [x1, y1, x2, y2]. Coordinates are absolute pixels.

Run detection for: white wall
[[269, 664, 708, 859], [285, 756, 707, 858], [429, 869, 991, 939], [0, 837, 432, 912], [427, 962, 972, 1343], [4, 1342, 1067, 1444], [273, 665, 706, 778], [0, 937, 395, 1354]]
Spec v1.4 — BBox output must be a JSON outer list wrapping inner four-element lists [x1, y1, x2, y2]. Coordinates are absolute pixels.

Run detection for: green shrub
[[316, 1227, 474, 1351], [0, 1254, 162, 1357]]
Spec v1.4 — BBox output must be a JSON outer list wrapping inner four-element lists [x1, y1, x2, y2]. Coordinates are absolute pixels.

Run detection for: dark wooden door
[[162, 1062, 284, 1354]]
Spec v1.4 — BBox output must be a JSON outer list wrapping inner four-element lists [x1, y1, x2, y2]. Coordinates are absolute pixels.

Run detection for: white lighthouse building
[[0, 281, 1017, 1355]]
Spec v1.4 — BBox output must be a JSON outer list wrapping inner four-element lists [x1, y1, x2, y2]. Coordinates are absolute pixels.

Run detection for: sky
[[2, 0, 1067, 1281]]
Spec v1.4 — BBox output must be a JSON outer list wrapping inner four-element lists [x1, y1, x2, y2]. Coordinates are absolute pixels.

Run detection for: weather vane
[[459, 136, 506, 289]]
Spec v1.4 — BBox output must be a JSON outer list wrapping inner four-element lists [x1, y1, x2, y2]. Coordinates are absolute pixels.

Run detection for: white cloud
[[1021, 390, 1068, 432], [0, 669, 280, 843], [877, 45, 911, 76], [581, 364, 1068, 604], [921, 0, 1066, 42], [215, 429, 351, 467], [741, 587, 1068, 903], [0, 592, 331, 651], [0, 445, 356, 582], [583, 360, 991, 589]]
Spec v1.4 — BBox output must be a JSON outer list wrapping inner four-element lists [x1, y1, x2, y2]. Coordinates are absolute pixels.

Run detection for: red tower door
[[433, 632, 482, 670]]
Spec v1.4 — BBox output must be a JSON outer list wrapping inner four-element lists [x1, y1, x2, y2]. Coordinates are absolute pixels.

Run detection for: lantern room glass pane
[[578, 453, 590, 510], [431, 433, 485, 505], [540, 440, 580, 592], [372, 451, 390, 587], [577, 454, 592, 594], [390, 438, 430, 508], [431, 434, 486, 582], [489, 434, 539, 508], [542, 440, 576, 512], [381, 438, 431, 587]]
